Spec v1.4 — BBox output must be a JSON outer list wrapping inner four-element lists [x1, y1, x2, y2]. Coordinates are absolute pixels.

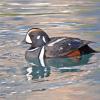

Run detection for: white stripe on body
[[39, 46, 45, 67], [48, 38, 65, 46]]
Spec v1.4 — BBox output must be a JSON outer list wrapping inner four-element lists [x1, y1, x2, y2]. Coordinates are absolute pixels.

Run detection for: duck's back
[[45, 37, 92, 57]]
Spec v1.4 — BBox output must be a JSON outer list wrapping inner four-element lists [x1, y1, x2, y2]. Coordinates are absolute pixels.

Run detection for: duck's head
[[24, 28, 50, 48]]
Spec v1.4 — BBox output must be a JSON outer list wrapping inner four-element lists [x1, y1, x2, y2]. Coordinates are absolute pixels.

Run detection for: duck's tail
[[79, 45, 96, 55]]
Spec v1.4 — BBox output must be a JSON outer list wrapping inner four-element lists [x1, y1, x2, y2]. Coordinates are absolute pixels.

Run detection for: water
[[0, 0, 100, 100]]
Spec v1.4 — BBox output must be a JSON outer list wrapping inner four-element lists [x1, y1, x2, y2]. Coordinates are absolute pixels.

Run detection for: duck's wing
[[45, 37, 94, 57]]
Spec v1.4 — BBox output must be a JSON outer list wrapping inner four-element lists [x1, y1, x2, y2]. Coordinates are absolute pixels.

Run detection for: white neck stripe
[[28, 47, 39, 51]]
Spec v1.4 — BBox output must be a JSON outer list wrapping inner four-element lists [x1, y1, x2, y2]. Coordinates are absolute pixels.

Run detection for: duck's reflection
[[25, 65, 50, 80], [24, 54, 94, 80]]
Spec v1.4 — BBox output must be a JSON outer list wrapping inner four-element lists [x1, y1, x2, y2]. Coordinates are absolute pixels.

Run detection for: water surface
[[0, 0, 100, 100]]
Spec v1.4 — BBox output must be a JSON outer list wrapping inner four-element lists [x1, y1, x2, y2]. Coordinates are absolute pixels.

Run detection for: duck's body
[[24, 28, 95, 62]]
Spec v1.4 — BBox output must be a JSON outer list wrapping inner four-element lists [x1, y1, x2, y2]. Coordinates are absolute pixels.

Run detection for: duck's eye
[[26, 34, 32, 43]]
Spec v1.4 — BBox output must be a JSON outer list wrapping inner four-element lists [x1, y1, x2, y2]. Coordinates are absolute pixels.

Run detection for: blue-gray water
[[0, 0, 100, 100]]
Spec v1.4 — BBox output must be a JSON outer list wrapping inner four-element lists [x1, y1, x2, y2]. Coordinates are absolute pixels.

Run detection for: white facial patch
[[43, 36, 46, 43], [37, 35, 40, 39], [26, 34, 32, 43]]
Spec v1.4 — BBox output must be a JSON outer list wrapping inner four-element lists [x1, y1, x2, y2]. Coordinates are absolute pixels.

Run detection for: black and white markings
[[43, 36, 46, 43], [48, 38, 66, 46], [37, 35, 41, 39], [28, 47, 39, 51], [39, 46, 45, 67], [25, 33, 32, 43]]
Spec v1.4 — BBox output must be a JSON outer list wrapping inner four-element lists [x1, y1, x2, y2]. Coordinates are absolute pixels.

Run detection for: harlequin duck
[[24, 28, 95, 66]]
